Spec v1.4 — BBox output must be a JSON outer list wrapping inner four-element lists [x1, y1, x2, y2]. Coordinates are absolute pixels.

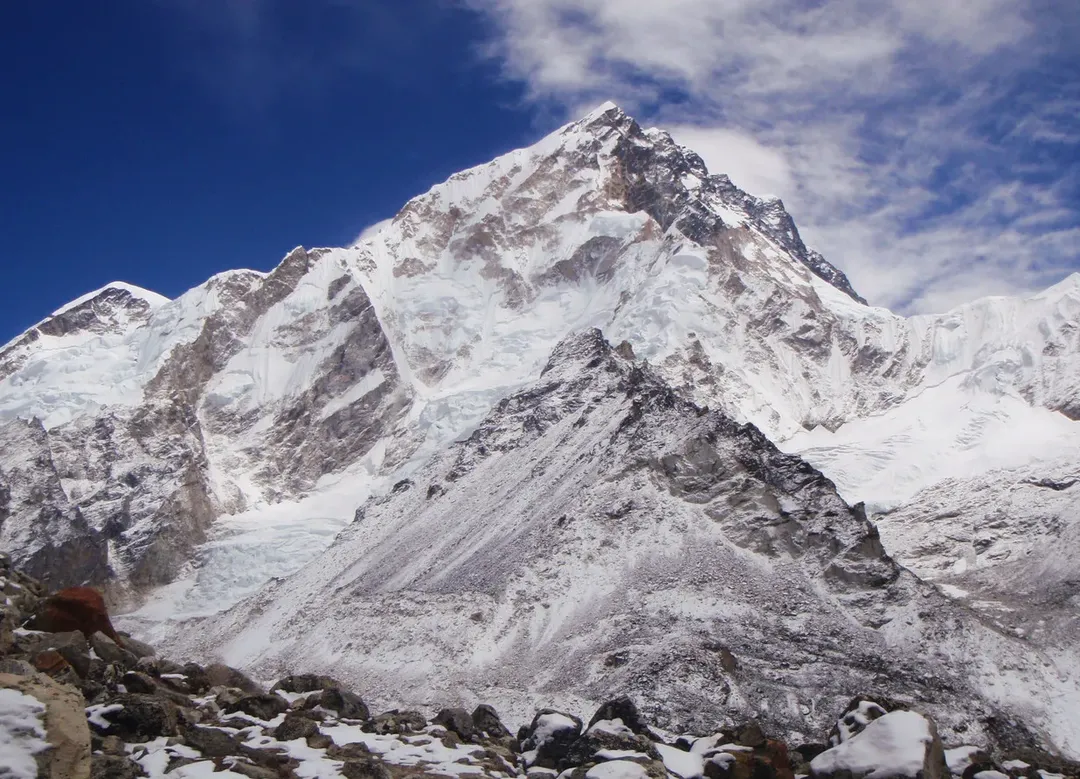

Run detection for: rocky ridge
[[3, 554, 1078, 779], [158, 330, 1080, 759]]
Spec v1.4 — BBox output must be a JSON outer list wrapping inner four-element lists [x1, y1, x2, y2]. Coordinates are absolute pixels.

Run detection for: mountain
[[1, 103, 1078, 755], [160, 329, 1080, 751]]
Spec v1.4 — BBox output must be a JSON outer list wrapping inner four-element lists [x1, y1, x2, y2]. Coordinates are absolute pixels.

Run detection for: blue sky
[[3, 1, 1078, 342]]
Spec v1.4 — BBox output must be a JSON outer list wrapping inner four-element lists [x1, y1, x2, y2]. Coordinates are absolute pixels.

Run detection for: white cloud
[[666, 127, 794, 200], [466, 0, 1080, 314]]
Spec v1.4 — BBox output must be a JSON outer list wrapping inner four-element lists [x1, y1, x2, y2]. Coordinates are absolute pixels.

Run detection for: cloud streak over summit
[[465, 0, 1080, 312]]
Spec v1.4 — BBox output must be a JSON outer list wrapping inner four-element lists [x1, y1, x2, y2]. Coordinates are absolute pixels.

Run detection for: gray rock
[[307, 687, 369, 720], [271, 673, 344, 694], [93, 693, 180, 740], [90, 634, 138, 670], [588, 697, 655, 738], [91, 753, 146, 779], [228, 762, 280, 779], [521, 709, 583, 769], [342, 757, 393, 779], [328, 742, 374, 760], [274, 711, 320, 741], [434, 707, 477, 742], [116, 633, 155, 658], [812, 710, 947, 779], [370, 709, 427, 734], [120, 671, 158, 695], [203, 663, 262, 694], [223, 693, 289, 721], [472, 704, 512, 740], [564, 724, 660, 770], [180, 723, 241, 757]]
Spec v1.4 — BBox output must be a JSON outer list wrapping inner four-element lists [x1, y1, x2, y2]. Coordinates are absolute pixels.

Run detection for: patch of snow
[[86, 702, 124, 729], [0, 688, 49, 779], [945, 745, 983, 775], [585, 760, 650, 779], [1001, 759, 1030, 771], [656, 742, 705, 777], [811, 711, 934, 779], [589, 719, 634, 738]]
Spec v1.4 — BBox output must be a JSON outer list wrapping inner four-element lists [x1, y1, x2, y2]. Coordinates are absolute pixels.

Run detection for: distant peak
[[577, 100, 629, 126], [50, 281, 169, 318]]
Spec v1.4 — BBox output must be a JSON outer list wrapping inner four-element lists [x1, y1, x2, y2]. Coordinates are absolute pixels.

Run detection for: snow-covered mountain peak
[[49, 280, 169, 318], [0, 103, 1079, 759]]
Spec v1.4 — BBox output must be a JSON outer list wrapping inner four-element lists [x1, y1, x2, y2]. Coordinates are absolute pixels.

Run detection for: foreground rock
[[1, 557, 1078, 778]]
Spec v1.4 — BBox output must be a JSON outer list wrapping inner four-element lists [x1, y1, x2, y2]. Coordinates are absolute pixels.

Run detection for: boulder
[[521, 709, 584, 769], [587, 697, 655, 738], [115, 634, 155, 658], [1, 671, 92, 779], [369, 709, 427, 734], [119, 671, 158, 695], [27, 631, 92, 679], [472, 704, 513, 740], [434, 707, 477, 742], [203, 663, 262, 694], [737, 721, 766, 748], [274, 711, 321, 741], [565, 719, 660, 769], [222, 693, 289, 722], [180, 722, 242, 757], [828, 698, 900, 746], [305, 687, 370, 720], [90, 753, 145, 778], [271, 673, 343, 694], [89, 634, 138, 670], [811, 710, 947, 779], [92, 693, 180, 741], [228, 762, 279, 779], [328, 742, 375, 760], [342, 756, 393, 779]]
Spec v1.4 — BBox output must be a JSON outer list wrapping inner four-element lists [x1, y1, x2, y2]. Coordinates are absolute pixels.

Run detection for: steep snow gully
[[1, 103, 1078, 758]]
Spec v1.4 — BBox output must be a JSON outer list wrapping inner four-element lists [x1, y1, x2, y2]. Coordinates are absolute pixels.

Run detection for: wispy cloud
[[464, 0, 1080, 313], [154, 0, 456, 114]]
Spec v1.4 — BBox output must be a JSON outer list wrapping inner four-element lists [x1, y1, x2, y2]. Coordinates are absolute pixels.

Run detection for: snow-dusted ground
[[0, 687, 49, 779]]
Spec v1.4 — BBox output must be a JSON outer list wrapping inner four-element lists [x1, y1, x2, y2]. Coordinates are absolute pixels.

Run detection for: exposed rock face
[[0, 419, 109, 588], [0, 253, 412, 597]]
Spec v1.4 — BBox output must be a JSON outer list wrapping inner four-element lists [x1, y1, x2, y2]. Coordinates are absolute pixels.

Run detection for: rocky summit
[[1, 103, 1079, 770], [3, 554, 1079, 779]]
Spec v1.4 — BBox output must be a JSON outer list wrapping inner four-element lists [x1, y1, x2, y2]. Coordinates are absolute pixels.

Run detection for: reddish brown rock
[[23, 586, 125, 647]]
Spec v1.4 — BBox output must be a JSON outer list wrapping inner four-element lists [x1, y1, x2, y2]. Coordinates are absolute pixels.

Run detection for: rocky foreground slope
[[3, 555, 1079, 779]]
